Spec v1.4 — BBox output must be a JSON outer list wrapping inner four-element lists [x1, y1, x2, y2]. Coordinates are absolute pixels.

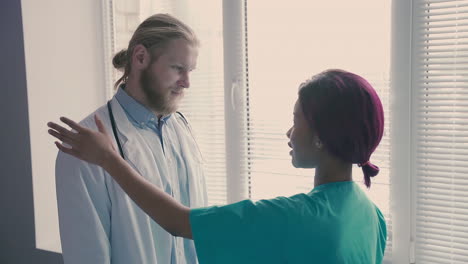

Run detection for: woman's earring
[[315, 140, 322, 149]]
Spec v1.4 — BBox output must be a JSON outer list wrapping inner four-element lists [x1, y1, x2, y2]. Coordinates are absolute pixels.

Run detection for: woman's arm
[[103, 151, 192, 238], [48, 115, 192, 239]]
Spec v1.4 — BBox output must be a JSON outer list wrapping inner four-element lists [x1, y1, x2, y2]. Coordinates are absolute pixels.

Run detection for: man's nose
[[177, 72, 190, 88]]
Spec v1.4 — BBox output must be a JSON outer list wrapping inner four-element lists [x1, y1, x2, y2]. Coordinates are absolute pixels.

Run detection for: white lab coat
[[55, 98, 208, 264]]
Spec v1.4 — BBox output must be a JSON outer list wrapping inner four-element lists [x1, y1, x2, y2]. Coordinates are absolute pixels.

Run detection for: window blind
[[413, 0, 468, 263], [245, 1, 392, 260], [172, 1, 227, 206], [112, 0, 227, 205]]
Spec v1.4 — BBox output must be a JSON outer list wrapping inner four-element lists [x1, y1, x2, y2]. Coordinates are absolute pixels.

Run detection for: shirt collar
[[312, 180, 355, 192], [115, 85, 171, 127]]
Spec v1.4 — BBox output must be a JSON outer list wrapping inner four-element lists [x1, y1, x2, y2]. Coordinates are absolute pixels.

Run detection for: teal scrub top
[[190, 181, 387, 264]]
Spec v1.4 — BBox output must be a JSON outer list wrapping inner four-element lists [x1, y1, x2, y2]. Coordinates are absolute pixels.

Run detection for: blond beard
[[140, 67, 181, 116]]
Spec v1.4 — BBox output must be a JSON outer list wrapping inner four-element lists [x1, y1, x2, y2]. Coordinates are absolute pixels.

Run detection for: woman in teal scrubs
[[48, 69, 387, 263]]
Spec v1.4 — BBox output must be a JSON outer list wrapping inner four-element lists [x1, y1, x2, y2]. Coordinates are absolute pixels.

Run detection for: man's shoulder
[[78, 103, 110, 129], [55, 103, 109, 165]]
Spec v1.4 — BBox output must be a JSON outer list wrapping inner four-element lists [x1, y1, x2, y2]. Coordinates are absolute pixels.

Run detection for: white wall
[[21, 0, 107, 253]]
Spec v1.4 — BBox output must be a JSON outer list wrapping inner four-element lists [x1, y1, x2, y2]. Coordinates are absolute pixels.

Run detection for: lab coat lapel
[[109, 98, 163, 187], [172, 117, 208, 207]]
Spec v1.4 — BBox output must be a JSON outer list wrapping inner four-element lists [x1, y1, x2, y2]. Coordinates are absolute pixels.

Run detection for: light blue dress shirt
[[115, 87, 196, 263]]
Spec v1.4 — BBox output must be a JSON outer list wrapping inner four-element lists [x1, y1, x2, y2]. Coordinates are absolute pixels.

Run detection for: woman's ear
[[131, 44, 150, 70], [314, 135, 323, 149]]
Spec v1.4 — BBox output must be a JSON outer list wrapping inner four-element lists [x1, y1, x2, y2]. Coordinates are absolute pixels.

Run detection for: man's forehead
[[165, 44, 197, 62], [168, 53, 197, 68], [165, 39, 197, 54]]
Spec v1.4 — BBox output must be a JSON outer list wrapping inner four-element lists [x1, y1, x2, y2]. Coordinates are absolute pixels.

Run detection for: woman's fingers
[[48, 128, 71, 144], [47, 122, 78, 141], [60, 116, 85, 133], [94, 115, 109, 135], [54, 141, 79, 157]]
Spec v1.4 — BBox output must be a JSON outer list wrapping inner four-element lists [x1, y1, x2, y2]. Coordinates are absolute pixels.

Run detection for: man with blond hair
[[55, 14, 207, 264]]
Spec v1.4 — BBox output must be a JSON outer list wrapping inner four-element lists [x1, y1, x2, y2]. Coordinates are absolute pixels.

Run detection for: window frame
[[389, 0, 415, 263]]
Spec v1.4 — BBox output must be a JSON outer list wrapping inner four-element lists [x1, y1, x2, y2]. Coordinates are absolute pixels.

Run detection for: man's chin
[[163, 102, 180, 115], [171, 93, 184, 103], [170, 96, 183, 108]]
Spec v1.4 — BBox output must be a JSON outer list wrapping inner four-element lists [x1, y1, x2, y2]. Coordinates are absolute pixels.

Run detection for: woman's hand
[[47, 115, 117, 168], [49, 116, 192, 239]]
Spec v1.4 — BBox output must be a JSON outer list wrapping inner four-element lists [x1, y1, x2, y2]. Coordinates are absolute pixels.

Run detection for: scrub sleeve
[[189, 198, 288, 264]]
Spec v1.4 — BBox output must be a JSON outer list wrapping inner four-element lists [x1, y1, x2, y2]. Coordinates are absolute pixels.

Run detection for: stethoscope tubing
[[107, 101, 126, 160]]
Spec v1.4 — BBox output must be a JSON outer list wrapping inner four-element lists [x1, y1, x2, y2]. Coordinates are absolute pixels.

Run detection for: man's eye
[[172, 66, 182, 71]]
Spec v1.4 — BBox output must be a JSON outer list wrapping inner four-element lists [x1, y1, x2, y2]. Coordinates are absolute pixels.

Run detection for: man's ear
[[131, 44, 150, 70]]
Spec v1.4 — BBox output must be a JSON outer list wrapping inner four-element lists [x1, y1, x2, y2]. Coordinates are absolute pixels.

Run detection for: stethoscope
[[107, 101, 126, 160], [106, 100, 197, 161], [107, 100, 177, 196], [107, 99, 203, 203]]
